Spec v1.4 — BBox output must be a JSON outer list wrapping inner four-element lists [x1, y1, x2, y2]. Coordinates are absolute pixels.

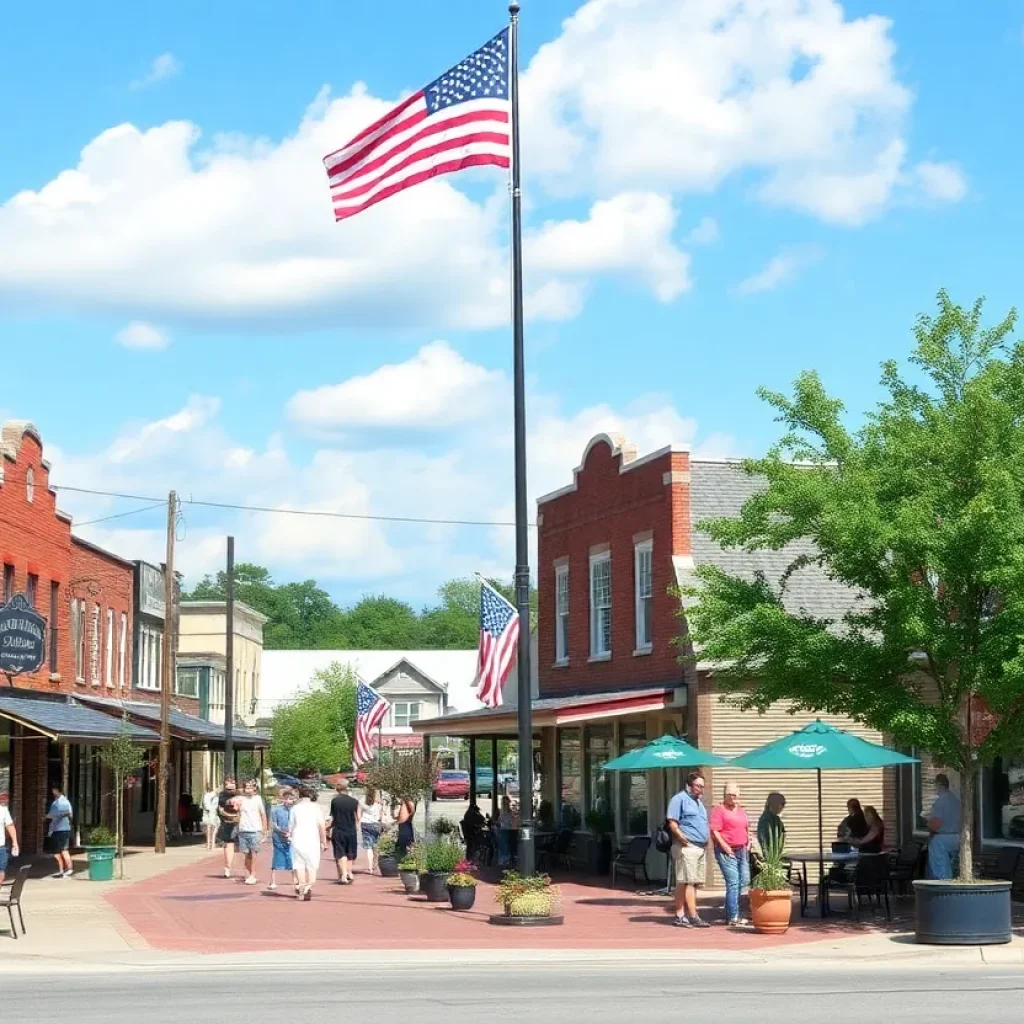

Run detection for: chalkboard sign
[[0, 593, 47, 676]]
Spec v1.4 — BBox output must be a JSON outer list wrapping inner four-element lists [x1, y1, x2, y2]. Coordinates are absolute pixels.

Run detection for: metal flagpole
[[508, 0, 535, 877]]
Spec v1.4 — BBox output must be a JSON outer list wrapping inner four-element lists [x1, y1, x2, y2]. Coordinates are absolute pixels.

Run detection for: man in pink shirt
[[709, 782, 750, 927]]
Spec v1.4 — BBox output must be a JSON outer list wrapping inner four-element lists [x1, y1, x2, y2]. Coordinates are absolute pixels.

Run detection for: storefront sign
[[0, 594, 47, 675], [138, 562, 167, 619]]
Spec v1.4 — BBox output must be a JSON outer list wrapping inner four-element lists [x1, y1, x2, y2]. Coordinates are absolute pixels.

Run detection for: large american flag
[[475, 581, 520, 709], [353, 681, 391, 766], [324, 28, 511, 221]]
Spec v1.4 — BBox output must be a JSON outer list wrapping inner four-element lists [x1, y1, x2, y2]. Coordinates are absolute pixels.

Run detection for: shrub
[[377, 826, 398, 857], [752, 827, 788, 892], [398, 844, 425, 872], [86, 825, 117, 847], [424, 839, 463, 875], [494, 870, 559, 917], [447, 859, 478, 888], [429, 817, 459, 839]]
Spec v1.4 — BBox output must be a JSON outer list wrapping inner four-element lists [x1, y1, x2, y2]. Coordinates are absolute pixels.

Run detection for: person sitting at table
[[495, 795, 516, 866], [462, 802, 487, 860], [836, 798, 869, 843], [846, 806, 885, 853]]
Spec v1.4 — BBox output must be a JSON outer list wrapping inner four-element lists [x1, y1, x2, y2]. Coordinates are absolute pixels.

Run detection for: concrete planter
[[399, 869, 420, 894], [913, 879, 1012, 945], [419, 872, 450, 903]]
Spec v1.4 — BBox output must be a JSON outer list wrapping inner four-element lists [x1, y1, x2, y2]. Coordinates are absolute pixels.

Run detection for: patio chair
[[537, 829, 573, 872], [825, 852, 890, 920], [979, 846, 1021, 881], [0, 865, 30, 939], [888, 840, 923, 895], [610, 836, 651, 889]]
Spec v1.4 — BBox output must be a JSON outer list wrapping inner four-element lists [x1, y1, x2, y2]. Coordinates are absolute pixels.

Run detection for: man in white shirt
[[236, 780, 268, 886], [0, 792, 19, 884], [927, 774, 962, 880]]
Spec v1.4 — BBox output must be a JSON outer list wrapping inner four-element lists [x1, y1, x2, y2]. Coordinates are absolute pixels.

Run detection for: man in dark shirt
[[217, 776, 240, 879], [329, 778, 361, 884]]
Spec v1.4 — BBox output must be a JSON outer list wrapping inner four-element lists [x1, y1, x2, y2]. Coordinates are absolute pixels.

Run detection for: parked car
[[271, 771, 301, 789], [432, 770, 470, 801]]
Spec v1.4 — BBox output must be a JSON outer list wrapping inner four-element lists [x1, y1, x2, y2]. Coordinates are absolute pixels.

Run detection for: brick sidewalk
[[104, 854, 922, 954]]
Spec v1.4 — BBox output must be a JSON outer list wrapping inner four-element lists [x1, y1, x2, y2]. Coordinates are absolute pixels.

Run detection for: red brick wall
[[537, 436, 691, 698]]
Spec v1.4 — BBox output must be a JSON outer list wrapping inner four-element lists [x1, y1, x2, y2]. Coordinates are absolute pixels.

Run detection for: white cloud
[[686, 217, 720, 246], [522, 0, 958, 225], [130, 53, 181, 91], [527, 192, 690, 301], [736, 244, 823, 294], [286, 341, 506, 432], [913, 160, 968, 203], [115, 320, 170, 351]]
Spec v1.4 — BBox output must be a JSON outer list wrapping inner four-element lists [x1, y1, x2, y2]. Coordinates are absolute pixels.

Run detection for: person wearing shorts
[[46, 785, 74, 879], [236, 780, 268, 886], [217, 777, 240, 878], [667, 771, 710, 928], [0, 792, 19, 884], [328, 778, 360, 884]]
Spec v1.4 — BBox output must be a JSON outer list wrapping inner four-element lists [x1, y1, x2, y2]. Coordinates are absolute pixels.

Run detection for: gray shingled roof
[[0, 691, 159, 743], [683, 460, 864, 623], [80, 697, 268, 748]]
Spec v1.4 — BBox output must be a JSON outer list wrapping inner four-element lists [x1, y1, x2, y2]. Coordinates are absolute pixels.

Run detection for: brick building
[[416, 433, 902, 882]]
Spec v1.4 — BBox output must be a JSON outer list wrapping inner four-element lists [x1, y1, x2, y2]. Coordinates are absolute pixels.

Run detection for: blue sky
[[2, 0, 1022, 606]]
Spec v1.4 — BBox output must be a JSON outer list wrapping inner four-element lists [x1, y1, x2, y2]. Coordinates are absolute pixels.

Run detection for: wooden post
[[469, 737, 478, 805], [154, 491, 176, 853], [491, 736, 499, 821]]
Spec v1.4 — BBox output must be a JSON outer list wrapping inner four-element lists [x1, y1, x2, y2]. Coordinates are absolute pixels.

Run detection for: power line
[[74, 502, 167, 527]]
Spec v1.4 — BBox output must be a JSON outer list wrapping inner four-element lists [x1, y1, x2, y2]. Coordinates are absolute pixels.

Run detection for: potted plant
[[398, 846, 423, 894], [377, 827, 399, 878], [494, 870, 560, 919], [82, 825, 118, 882], [420, 839, 463, 902], [447, 859, 478, 911], [583, 809, 615, 874], [749, 828, 792, 935], [429, 817, 459, 841]]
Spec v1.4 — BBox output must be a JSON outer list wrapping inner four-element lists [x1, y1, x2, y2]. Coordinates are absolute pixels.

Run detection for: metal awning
[[412, 685, 684, 738], [79, 696, 269, 749], [0, 691, 159, 744]]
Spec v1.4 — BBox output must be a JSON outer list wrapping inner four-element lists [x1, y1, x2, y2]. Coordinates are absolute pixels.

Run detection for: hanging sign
[[0, 593, 47, 676]]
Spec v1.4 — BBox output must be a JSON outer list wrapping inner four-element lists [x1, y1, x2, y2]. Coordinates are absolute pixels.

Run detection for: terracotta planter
[[750, 888, 792, 935]]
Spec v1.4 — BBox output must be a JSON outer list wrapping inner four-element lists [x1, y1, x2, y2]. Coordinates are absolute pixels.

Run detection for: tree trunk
[[959, 761, 976, 881], [116, 771, 124, 881]]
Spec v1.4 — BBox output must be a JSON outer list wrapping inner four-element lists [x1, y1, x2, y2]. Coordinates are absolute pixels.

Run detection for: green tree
[[419, 577, 537, 648], [681, 291, 1024, 880], [98, 718, 147, 879], [269, 661, 358, 772]]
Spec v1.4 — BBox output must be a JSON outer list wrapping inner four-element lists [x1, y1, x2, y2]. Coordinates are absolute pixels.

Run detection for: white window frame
[[117, 613, 127, 689], [392, 701, 421, 728], [137, 624, 163, 691], [589, 551, 612, 658], [71, 599, 85, 681], [634, 540, 653, 652], [104, 608, 114, 687], [90, 603, 101, 686], [554, 563, 570, 664]]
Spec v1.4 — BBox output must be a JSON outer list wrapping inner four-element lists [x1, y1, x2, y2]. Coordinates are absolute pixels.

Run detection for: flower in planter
[[424, 838, 464, 875], [447, 859, 479, 888], [494, 870, 560, 916]]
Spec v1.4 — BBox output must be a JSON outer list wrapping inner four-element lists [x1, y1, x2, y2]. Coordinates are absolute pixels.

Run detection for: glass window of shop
[[557, 727, 582, 830], [584, 724, 614, 827], [619, 721, 649, 835], [981, 756, 1024, 841], [68, 746, 102, 829]]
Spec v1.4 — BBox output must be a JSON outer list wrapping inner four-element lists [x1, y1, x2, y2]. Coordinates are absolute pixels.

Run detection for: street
[[3, 963, 1023, 1022]]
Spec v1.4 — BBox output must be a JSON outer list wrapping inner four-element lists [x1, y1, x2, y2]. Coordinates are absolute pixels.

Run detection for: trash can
[[85, 846, 117, 881]]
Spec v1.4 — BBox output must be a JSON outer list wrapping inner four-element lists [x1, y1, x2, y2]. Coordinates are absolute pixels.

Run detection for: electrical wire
[[73, 502, 168, 527]]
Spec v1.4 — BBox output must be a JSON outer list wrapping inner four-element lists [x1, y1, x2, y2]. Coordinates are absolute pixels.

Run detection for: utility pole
[[154, 491, 176, 854], [224, 536, 235, 781]]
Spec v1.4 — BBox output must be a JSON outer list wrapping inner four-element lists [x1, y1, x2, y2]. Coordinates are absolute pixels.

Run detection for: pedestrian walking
[[709, 782, 750, 927], [329, 778, 361, 884], [666, 771, 710, 928], [201, 782, 220, 851], [395, 795, 415, 861], [0, 791, 19, 884], [926, 774, 961, 879], [237, 779, 268, 886], [217, 775, 240, 878], [289, 785, 327, 901], [267, 786, 295, 891], [359, 785, 384, 875], [46, 784, 74, 879]]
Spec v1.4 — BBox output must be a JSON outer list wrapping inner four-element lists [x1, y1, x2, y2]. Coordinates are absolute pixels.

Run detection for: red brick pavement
[[105, 855, 909, 954]]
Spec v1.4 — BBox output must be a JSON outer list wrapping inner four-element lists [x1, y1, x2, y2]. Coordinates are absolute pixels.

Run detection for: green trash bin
[[85, 846, 117, 881]]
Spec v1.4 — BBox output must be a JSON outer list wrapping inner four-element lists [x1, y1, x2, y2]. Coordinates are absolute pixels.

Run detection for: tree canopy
[[183, 567, 535, 650], [682, 291, 1024, 878]]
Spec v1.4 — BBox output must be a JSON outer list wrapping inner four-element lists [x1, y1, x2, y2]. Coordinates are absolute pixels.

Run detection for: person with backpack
[[666, 771, 711, 928]]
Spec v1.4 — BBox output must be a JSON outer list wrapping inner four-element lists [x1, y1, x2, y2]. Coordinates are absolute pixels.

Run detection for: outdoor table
[[784, 850, 858, 917]]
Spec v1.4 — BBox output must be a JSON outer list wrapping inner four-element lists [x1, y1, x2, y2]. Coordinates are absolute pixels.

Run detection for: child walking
[[267, 786, 296, 891]]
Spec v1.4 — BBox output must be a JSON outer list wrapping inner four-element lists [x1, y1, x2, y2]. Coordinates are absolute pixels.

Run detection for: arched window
[[25, 466, 34, 503]]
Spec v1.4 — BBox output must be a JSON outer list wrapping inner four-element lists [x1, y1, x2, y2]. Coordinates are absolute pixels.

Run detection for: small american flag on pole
[[324, 28, 511, 221], [353, 681, 390, 766], [475, 580, 520, 709]]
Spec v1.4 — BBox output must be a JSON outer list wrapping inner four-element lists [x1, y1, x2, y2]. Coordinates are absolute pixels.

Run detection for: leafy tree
[[98, 718, 147, 878], [418, 577, 537, 648], [681, 291, 1024, 880], [366, 752, 439, 804], [269, 662, 358, 772]]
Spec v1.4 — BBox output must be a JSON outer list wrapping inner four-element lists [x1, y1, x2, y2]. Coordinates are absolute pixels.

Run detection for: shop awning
[[0, 691, 159, 744], [411, 685, 684, 738], [79, 696, 269, 749]]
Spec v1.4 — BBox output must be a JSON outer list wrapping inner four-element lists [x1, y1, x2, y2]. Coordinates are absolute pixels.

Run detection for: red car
[[432, 770, 470, 800]]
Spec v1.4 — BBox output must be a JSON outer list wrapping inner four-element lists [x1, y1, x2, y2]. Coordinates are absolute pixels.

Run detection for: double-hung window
[[634, 540, 653, 650], [589, 552, 612, 657], [554, 564, 569, 663]]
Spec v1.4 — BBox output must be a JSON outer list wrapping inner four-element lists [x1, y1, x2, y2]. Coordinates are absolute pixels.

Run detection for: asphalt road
[[3, 964, 1022, 1022]]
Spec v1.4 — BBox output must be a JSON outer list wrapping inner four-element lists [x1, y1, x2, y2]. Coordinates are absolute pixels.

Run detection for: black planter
[[914, 879, 1012, 945], [448, 884, 477, 911], [579, 832, 612, 874], [419, 872, 450, 902], [378, 856, 398, 878]]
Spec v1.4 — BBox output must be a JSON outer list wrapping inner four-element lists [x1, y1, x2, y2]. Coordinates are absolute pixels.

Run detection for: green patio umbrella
[[730, 719, 918, 911], [602, 734, 732, 772]]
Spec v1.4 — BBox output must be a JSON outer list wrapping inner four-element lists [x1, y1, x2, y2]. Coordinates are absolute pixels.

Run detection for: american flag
[[324, 28, 511, 221], [475, 581, 520, 709], [353, 681, 390, 766]]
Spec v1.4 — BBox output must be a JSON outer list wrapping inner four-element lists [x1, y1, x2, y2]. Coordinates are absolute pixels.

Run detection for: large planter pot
[[750, 889, 792, 935], [83, 846, 116, 882], [580, 832, 612, 874], [448, 884, 477, 911], [378, 855, 399, 878], [913, 879, 1012, 945], [419, 872, 450, 902], [399, 869, 420, 894]]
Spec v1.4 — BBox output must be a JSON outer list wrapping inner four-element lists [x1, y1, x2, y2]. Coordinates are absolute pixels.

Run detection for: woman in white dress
[[200, 783, 220, 851], [288, 786, 327, 900]]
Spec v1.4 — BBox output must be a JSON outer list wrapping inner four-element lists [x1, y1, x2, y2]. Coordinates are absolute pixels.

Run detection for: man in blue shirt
[[667, 770, 710, 928], [46, 785, 74, 879], [926, 774, 961, 880]]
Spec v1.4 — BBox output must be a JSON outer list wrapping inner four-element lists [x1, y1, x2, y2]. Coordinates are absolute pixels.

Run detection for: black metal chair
[[611, 836, 651, 889], [825, 852, 891, 920], [889, 840, 923, 895], [537, 829, 573, 872], [0, 865, 30, 939]]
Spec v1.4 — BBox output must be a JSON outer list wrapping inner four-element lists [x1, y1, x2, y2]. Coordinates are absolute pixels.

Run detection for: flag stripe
[[323, 91, 426, 171], [353, 681, 391, 766], [327, 105, 429, 181], [333, 151, 509, 221]]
